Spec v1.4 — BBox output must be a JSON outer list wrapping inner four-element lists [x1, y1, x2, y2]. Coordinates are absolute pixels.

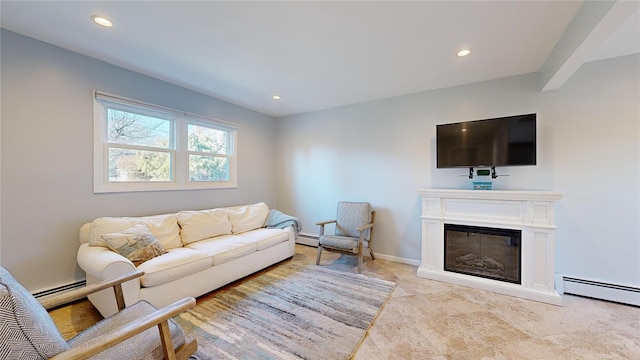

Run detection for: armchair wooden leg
[[369, 247, 376, 260], [357, 241, 364, 273], [316, 245, 323, 265], [158, 320, 177, 360], [175, 339, 198, 360]]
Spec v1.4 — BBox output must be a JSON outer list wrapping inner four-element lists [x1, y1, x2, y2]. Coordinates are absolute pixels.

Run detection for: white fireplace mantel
[[417, 188, 563, 305]]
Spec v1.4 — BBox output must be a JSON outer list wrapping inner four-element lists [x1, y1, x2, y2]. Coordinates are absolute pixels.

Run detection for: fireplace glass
[[444, 224, 521, 284]]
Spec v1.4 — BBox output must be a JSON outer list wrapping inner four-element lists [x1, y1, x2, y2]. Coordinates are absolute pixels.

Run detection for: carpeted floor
[[49, 244, 640, 359], [176, 262, 395, 360]]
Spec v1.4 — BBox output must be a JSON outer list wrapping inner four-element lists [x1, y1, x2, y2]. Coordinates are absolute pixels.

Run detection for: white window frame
[[93, 91, 238, 193]]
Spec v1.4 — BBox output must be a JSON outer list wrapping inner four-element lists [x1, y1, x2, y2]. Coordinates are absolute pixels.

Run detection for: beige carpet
[[49, 244, 640, 359], [175, 262, 395, 360]]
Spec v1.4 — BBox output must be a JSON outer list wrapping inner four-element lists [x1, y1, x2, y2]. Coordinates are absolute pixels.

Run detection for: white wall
[[276, 54, 639, 288], [0, 30, 279, 292]]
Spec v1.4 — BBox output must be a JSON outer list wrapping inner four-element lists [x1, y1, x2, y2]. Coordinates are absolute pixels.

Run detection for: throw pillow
[[89, 214, 182, 250], [101, 224, 167, 266]]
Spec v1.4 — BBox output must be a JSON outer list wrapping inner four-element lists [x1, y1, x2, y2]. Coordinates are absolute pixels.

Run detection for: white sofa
[[77, 202, 296, 317]]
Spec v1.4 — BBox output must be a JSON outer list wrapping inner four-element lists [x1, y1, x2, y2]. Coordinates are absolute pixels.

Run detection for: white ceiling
[[1, 1, 638, 117]]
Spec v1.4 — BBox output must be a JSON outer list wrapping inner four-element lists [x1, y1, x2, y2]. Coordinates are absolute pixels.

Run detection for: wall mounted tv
[[436, 113, 536, 168]]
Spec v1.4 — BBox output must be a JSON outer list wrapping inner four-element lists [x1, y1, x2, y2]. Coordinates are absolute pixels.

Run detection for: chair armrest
[[356, 223, 374, 232], [316, 220, 336, 237], [50, 297, 196, 360], [316, 220, 337, 226], [39, 270, 144, 310]]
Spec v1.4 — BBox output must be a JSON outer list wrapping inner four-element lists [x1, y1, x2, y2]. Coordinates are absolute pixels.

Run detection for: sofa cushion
[[235, 228, 289, 251], [101, 224, 167, 266], [319, 235, 362, 253], [0, 266, 69, 358], [89, 214, 182, 250], [177, 209, 231, 245], [227, 202, 269, 234], [185, 235, 257, 266], [136, 248, 212, 287]]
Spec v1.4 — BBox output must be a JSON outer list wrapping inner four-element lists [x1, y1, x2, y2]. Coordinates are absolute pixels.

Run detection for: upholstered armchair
[[315, 201, 376, 273], [0, 266, 197, 359]]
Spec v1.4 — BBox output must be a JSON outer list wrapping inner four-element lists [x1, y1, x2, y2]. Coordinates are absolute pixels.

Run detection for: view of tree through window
[[188, 124, 229, 181], [107, 109, 171, 182], [94, 92, 237, 192]]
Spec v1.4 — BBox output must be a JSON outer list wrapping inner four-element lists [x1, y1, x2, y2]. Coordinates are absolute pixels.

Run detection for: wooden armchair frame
[[39, 270, 197, 360], [316, 210, 376, 273]]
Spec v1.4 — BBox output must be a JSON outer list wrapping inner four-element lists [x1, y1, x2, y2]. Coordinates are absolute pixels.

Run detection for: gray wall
[[0, 30, 279, 292], [2, 28, 638, 295], [276, 54, 640, 288]]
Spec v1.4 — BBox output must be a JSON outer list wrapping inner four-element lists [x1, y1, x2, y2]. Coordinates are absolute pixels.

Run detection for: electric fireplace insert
[[444, 224, 521, 284]]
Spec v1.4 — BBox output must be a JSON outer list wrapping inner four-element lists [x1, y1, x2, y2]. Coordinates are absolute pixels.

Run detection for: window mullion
[[174, 116, 187, 185]]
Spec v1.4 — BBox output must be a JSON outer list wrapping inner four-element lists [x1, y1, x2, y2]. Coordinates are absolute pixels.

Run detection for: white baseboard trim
[[296, 233, 420, 267], [560, 275, 639, 306], [375, 253, 421, 267]]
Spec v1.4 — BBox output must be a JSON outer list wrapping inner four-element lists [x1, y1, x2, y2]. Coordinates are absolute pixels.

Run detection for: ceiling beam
[[538, 0, 639, 92]]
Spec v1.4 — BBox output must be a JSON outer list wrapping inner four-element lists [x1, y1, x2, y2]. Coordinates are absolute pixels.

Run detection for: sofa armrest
[[77, 243, 136, 280], [77, 243, 141, 317]]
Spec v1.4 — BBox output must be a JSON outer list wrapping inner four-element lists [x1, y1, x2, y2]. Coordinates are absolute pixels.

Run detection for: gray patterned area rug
[[176, 262, 396, 360]]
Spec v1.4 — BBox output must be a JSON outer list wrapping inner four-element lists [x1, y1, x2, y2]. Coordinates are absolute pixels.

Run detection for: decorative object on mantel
[[174, 262, 395, 360], [472, 181, 492, 190], [417, 188, 563, 305]]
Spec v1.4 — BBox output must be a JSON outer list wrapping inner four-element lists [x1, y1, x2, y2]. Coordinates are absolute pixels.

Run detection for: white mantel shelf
[[418, 189, 563, 202], [417, 188, 563, 305]]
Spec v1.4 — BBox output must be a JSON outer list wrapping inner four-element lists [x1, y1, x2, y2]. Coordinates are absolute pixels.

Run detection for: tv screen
[[436, 114, 536, 168]]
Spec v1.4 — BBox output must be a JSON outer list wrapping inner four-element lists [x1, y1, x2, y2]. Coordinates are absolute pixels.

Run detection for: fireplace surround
[[417, 189, 563, 305]]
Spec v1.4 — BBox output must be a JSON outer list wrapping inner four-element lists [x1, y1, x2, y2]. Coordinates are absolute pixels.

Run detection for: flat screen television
[[436, 113, 536, 168]]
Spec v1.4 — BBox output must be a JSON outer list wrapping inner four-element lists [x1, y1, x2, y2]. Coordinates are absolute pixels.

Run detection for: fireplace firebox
[[444, 224, 521, 284]]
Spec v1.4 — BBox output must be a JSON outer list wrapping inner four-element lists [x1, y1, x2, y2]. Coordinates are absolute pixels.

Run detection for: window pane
[[109, 148, 171, 182], [188, 124, 227, 154], [107, 109, 171, 148], [189, 155, 229, 181]]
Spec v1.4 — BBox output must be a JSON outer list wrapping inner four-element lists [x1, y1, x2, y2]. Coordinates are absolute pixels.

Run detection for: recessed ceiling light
[[272, 95, 281, 100], [457, 49, 471, 57], [92, 15, 113, 28]]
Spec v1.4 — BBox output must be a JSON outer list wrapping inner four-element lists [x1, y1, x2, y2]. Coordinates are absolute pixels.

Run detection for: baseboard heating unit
[[562, 277, 639, 307], [33, 280, 86, 299], [295, 233, 319, 247]]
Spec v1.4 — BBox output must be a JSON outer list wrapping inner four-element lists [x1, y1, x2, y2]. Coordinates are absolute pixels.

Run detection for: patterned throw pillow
[[101, 224, 167, 266]]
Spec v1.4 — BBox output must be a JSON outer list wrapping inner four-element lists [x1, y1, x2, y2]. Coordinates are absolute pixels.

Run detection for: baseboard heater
[[562, 277, 639, 307], [295, 233, 319, 247], [32, 280, 86, 299]]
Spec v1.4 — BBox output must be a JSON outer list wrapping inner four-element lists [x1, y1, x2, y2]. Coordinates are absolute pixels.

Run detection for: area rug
[[175, 262, 396, 360]]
